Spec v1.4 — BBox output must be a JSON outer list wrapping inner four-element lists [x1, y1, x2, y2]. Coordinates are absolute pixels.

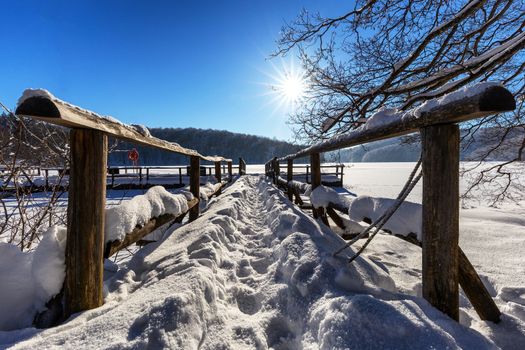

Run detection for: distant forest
[[109, 127, 303, 166]]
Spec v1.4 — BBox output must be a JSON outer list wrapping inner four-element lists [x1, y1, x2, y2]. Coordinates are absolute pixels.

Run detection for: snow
[[310, 185, 349, 209], [130, 124, 151, 138], [415, 81, 503, 116], [17, 89, 124, 125], [16, 88, 54, 105], [0, 226, 66, 331], [348, 195, 423, 240], [363, 107, 400, 130], [198, 181, 223, 210], [105, 186, 192, 243], [2, 175, 522, 348], [1, 162, 524, 348], [288, 179, 312, 195]]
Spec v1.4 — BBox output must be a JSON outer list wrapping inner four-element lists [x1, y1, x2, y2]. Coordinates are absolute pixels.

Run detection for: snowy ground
[[0, 163, 524, 349]]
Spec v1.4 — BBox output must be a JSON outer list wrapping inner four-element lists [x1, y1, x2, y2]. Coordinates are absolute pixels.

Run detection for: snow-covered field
[[0, 163, 524, 349]]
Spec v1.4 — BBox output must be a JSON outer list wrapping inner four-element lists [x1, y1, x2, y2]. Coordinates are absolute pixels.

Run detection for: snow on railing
[[277, 82, 514, 161]]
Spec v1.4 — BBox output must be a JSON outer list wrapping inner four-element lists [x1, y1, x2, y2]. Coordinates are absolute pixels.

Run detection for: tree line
[[108, 127, 304, 166]]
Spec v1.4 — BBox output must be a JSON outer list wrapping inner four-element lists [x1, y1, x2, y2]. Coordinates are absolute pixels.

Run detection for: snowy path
[[2, 176, 523, 349]]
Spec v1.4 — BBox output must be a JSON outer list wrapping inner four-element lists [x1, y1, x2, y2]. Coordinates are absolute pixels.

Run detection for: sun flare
[[276, 72, 306, 102], [259, 59, 308, 113]]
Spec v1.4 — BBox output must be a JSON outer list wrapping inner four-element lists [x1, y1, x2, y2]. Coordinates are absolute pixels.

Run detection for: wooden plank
[[421, 124, 460, 321], [15, 93, 231, 163], [278, 85, 515, 161], [104, 198, 199, 257], [64, 129, 107, 318], [189, 156, 200, 221], [458, 248, 501, 322]]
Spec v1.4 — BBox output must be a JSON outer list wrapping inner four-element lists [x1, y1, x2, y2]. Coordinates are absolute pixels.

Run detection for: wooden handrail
[[278, 85, 515, 161], [15, 90, 231, 163]]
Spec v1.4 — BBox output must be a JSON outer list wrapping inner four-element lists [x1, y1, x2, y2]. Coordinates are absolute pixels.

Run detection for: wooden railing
[[265, 84, 516, 323], [265, 163, 344, 186], [15, 91, 243, 323]]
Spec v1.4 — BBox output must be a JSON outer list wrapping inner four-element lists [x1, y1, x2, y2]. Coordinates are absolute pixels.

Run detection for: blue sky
[[1, 0, 349, 141]]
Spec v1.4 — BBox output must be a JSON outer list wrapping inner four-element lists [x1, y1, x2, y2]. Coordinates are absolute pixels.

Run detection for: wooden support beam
[[228, 161, 233, 182], [287, 159, 293, 201], [189, 156, 200, 221], [394, 234, 501, 323], [421, 124, 460, 321], [326, 206, 346, 229], [64, 129, 107, 319], [458, 248, 501, 322]]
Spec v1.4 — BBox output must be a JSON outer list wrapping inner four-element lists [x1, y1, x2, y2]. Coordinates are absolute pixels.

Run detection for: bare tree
[[276, 0, 525, 204], [0, 109, 70, 250]]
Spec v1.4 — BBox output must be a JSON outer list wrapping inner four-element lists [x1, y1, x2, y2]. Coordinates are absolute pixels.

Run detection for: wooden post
[[310, 153, 328, 224], [272, 157, 279, 185], [215, 161, 222, 195], [45, 169, 49, 188], [421, 124, 460, 321], [64, 129, 107, 319], [189, 156, 200, 221], [228, 161, 233, 182], [146, 168, 150, 181], [178, 167, 182, 185], [310, 153, 321, 188], [287, 159, 293, 201], [306, 165, 310, 184]]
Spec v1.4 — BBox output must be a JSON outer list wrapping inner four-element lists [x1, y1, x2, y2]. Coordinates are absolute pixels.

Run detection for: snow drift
[[0, 226, 66, 331], [1, 176, 497, 349]]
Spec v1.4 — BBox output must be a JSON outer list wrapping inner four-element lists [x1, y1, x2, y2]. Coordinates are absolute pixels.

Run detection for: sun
[[259, 59, 308, 113], [275, 71, 306, 103]]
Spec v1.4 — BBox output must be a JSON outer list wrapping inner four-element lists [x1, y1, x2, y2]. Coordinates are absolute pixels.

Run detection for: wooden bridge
[[14, 83, 516, 327]]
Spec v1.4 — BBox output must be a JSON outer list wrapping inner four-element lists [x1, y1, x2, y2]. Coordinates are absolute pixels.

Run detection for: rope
[[333, 156, 422, 258], [347, 171, 422, 263]]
